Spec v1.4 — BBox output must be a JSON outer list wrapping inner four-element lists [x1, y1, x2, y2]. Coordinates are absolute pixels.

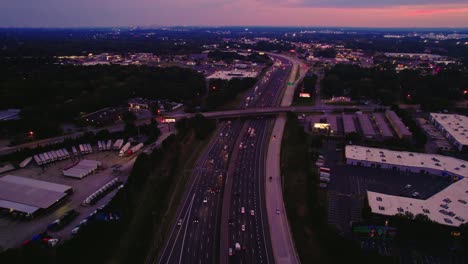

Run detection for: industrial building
[[367, 177, 468, 227], [356, 112, 377, 139], [346, 145, 467, 178], [0, 175, 72, 217], [63, 160, 102, 179], [345, 145, 468, 227], [207, 70, 258, 80], [372, 113, 394, 139], [385, 110, 413, 140], [342, 114, 357, 135], [430, 113, 468, 152]]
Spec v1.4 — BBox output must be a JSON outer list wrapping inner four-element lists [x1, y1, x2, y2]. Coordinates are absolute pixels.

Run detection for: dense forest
[[0, 58, 205, 138], [321, 64, 468, 110]]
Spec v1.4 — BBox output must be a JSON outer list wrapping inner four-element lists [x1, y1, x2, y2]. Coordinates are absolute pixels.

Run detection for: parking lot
[[320, 140, 454, 236], [0, 146, 136, 251]]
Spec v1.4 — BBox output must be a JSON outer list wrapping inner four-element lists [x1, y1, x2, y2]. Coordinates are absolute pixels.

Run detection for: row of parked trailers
[[97, 140, 113, 151], [33, 149, 71, 166]]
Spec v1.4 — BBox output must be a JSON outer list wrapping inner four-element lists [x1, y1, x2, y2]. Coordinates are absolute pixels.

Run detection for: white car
[[203, 197, 208, 204], [250, 210, 255, 216], [241, 207, 245, 214], [177, 219, 183, 226], [229, 247, 233, 256], [241, 224, 246, 231]]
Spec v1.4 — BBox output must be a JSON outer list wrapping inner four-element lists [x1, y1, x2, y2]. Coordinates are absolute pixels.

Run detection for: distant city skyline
[[1, 1, 467, 28]]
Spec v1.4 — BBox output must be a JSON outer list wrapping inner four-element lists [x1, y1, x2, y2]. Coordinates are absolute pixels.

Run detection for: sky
[[1, 0, 468, 28]]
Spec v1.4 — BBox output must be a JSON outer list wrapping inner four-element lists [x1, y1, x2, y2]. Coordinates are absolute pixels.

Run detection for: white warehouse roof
[[430, 113, 468, 147], [367, 177, 468, 227], [345, 145, 468, 178]]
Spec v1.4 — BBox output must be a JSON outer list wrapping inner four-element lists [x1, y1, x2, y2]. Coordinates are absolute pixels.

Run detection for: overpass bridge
[[164, 105, 385, 120]]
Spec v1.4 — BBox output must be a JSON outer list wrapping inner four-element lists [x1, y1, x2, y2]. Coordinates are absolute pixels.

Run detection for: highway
[[158, 54, 292, 264]]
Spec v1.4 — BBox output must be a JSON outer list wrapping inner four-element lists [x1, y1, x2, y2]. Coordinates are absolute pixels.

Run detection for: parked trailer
[[33, 155, 43, 166], [79, 144, 86, 154], [47, 152, 55, 162], [53, 150, 60, 160], [98, 141, 103, 151], [106, 140, 112, 150], [20, 157, 33, 168], [62, 148, 70, 158], [72, 146, 78, 156], [113, 139, 124, 150], [119, 142, 131, 156], [39, 153, 47, 164], [131, 143, 144, 152], [43, 152, 52, 163], [58, 149, 66, 160], [87, 144, 93, 153]]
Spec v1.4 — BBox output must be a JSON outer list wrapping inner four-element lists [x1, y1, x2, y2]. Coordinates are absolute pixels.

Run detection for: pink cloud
[[411, 7, 468, 15]]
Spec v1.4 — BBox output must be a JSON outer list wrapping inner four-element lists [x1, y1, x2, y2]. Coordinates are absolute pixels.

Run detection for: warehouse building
[[385, 110, 412, 140], [345, 145, 468, 227], [63, 160, 102, 179], [367, 177, 468, 227], [345, 145, 467, 179], [430, 113, 468, 152], [372, 113, 394, 139], [342, 114, 357, 135], [356, 112, 377, 139], [0, 175, 72, 217]]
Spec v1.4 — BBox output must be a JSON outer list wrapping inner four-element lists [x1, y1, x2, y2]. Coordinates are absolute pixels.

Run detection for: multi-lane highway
[[157, 54, 293, 264]]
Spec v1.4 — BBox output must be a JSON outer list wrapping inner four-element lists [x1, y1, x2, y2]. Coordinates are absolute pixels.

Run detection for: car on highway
[[241, 207, 245, 214], [177, 219, 183, 226], [241, 224, 246, 231], [276, 208, 280, 214], [203, 197, 208, 204], [229, 247, 233, 256], [194, 217, 199, 223], [250, 210, 255, 216]]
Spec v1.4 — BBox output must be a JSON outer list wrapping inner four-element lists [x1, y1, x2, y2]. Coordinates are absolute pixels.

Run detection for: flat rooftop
[[207, 70, 258, 80], [345, 145, 468, 178], [0, 176, 71, 213], [367, 177, 468, 227], [430, 113, 468, 146]]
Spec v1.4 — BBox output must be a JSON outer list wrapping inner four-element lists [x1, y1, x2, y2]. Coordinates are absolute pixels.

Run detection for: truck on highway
[[119, 142, 131, 156]]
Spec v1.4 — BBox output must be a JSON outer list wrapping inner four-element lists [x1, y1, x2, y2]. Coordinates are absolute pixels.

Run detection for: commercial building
[[345, 145, 468, 227], [0, 175, 72, 217], [207, 70, 258, 80], [385, 110, 412, 140], [345, 145, 467, 179], [367, 177, 468, 227], [430, 113, 468, 152]]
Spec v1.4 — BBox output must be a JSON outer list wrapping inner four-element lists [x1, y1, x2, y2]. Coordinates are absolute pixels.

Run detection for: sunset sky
[[1, 0, 468, 28]]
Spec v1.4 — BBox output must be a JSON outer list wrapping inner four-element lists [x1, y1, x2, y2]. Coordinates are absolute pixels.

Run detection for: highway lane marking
[[163, 193, 195, 264], [178, 193, 196, 264]]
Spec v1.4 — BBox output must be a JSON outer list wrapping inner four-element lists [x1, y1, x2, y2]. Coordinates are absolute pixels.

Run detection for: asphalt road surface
[[158, 55, 292, 264]]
